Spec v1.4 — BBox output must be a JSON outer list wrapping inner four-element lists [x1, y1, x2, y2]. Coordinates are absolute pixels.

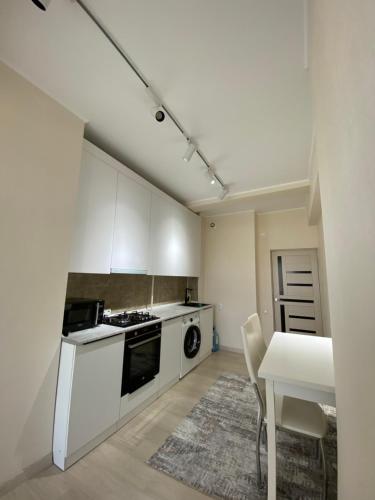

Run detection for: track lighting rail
[[73, 0, 227, 195]]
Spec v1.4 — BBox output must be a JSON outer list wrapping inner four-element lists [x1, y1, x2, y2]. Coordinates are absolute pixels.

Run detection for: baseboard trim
[[219, 345, 244, 354], [0, 453, 52, 497], [159, 377, 180, 395], [62, 423, 118, 471], [117, 391, 160, 429]]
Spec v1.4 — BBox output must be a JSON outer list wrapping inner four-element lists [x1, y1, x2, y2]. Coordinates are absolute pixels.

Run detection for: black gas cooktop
[[103, 311, 159, 328]]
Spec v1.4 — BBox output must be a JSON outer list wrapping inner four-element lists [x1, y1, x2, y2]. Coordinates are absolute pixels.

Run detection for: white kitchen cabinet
[[119, 375, 160, 420], [69, 146, 117, 273], [149, 193, 201, 277], [53, 334, 124, 470], [70, 141, 201, 276], [200, 307, 214, 360], [160, 318, 182, 390], [111, 172, 151, 273]]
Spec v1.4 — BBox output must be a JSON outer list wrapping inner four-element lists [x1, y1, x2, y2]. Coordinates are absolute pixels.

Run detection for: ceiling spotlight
[[183, 140, 196, 163], [219, 187, 229, 200], [146, 86, 165, 123], [207, 167, 216, 185], [153, 107, 165, 122], [31, 0, 51, 10]]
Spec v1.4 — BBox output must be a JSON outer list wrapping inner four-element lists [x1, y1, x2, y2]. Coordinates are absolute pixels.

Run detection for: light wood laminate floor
[[4, 351, 247, 500]]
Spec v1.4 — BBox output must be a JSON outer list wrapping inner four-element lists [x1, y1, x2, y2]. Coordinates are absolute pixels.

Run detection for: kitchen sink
[[179, 302, 210, 308]]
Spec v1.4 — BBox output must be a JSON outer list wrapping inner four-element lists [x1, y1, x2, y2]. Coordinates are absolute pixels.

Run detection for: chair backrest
[[241, 313, 267, 399]]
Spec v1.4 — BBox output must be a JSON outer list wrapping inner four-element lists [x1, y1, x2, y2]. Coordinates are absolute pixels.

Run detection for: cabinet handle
[[128, 334, 161, 349]]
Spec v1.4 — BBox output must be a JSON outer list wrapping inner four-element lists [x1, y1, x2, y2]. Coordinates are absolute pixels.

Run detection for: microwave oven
[[63, 298, 104, 336]]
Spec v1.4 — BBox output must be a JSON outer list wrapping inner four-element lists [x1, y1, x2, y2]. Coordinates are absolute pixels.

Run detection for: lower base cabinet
[[53, 308, 214, 471], [53, 335, 124, 470], [119, 375, 160, 419], [160, 318, 182, 389]]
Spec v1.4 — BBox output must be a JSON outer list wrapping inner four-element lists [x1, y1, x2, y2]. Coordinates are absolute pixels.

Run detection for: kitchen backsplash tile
[[66, 273, 152, 311], [66, 273, 198, 311], [153, 276, 187, 305]]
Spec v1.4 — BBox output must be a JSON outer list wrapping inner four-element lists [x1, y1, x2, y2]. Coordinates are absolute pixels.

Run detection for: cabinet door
[[111, 173, 151, 273], [67, 335, 124, 456], [200, 308, 213, 359], [160, 318, 182, 389], [69, 148, 117, 273], [149, 194, 201, 277]]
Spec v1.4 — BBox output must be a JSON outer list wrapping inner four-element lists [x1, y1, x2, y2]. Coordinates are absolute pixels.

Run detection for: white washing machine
[[180, 313, 201, 378]]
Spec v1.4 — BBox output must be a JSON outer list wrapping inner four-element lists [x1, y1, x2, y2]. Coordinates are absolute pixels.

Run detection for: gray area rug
[[147, 373, 337, 499]]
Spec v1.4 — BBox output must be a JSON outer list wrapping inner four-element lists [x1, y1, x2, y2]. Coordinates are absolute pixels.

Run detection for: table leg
[[266, 379, 276, 500]]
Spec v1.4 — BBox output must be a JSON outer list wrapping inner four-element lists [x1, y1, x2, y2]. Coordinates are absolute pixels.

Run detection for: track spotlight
[[31, 0, 51, 10], [146, 87, 166, 123], [183, 140, 196, 163], [153, 107, 166, 122], [207, 167, 216, 185], [219, 186, 229, 200]]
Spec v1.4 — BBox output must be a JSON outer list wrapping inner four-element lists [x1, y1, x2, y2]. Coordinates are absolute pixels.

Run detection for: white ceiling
[[0, 0, 311, 208]]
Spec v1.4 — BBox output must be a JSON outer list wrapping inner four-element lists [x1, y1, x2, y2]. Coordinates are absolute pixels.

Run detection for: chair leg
[[261, 422, 268, 451], [319, 439, 327, 500], [256, 411, 263, 488]]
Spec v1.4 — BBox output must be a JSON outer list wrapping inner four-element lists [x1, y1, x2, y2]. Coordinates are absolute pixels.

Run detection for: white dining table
[[258, 331, 335, 500]]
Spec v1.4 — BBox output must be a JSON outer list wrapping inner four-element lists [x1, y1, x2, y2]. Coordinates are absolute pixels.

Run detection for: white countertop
[[62, 302, 213, 346], [258, 331, 335, 394]]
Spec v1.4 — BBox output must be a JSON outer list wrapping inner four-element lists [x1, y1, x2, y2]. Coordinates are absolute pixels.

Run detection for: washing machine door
[[184, 325, 201, 359]]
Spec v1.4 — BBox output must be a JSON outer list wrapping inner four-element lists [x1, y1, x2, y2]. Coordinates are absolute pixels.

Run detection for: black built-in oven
[[122, 322, 161, 395], [63, 298, 104, 336]]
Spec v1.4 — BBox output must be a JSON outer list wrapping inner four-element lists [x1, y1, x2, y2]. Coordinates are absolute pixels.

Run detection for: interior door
[[271, 249, 323, 336]]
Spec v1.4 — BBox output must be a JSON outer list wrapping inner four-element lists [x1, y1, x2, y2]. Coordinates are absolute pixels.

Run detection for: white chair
[[241, 313, 327, 498]]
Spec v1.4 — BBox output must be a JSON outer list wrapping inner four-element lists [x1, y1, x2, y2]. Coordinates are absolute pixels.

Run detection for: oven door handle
[[94, 302, 100, 326], [128, 333, 161, 349]]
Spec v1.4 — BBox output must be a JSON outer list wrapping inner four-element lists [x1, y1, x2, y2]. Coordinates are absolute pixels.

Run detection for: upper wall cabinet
[[149, 194, 201, 277], [70, 141, 201, 277], [111, 173, 151, 274], [69, 147, 117, 274]]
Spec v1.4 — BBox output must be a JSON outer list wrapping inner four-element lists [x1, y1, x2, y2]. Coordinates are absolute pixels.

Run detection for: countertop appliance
[[181, 312, 201, 378], [63, 298, 104, 336], [104, 311, 161, 395]]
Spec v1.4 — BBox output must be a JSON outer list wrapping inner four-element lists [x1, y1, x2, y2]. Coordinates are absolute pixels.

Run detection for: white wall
[[0, 62, 84, 490], [310, 1, 375, 497], [255, 208, 320, 343], [317, 214, 331, 337], [200, 212, 256, 351]]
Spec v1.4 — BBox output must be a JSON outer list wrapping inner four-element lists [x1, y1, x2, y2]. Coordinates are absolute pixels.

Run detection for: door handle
[[128, 334, 161, 349], [274, 297, 279, 302]]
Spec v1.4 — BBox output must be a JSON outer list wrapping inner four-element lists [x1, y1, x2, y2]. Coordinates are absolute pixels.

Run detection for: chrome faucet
[[185, 288, 193, 304]]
